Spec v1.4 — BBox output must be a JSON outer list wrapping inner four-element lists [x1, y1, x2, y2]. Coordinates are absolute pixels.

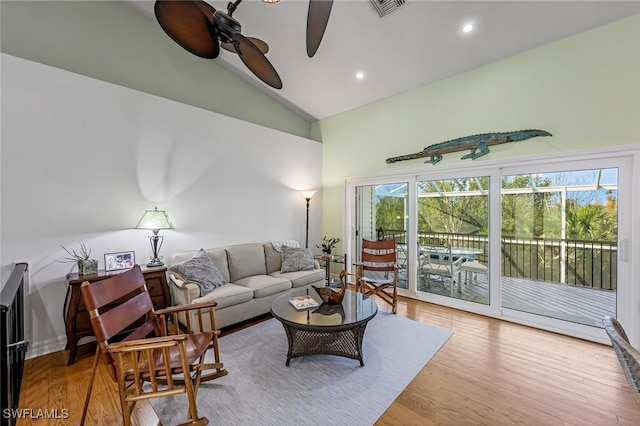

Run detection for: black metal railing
[[377, 229, 617, 290], [1, 263, 29, 426], [501, 237, 560, 283], [376, 228, 407, 244], [500, 237, 617, 290]]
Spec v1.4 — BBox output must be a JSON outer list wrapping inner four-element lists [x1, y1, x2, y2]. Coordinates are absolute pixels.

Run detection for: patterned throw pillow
[[280, 247, 314, 273], [169, 249, 225, 296]]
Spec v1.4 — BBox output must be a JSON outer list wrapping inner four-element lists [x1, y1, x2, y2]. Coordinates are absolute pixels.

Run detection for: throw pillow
[[169, 249, 225, 296], [281, 247, 314, 273]]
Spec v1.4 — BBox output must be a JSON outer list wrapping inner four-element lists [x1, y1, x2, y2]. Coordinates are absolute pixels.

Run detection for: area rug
[[151, 312, 452, 425]]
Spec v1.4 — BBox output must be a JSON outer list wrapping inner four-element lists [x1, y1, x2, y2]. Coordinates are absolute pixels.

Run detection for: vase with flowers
[[59, 242, 98, 275], [316, 236, 340, 255]]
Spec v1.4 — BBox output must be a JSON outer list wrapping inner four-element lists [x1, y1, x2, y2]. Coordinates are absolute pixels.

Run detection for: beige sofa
[[169, 242, 325, 330]]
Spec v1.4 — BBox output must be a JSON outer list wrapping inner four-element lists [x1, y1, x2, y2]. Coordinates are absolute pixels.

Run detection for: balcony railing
[[2, 263, 29, 426], [377, 229, 617, 290]]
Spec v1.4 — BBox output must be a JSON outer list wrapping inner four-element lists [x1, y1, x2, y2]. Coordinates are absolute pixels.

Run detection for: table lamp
[[135, 207, 174, 267]]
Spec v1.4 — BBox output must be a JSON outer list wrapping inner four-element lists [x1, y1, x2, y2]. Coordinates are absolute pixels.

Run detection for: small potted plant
[[316, 236, 341, 255], [59, 242, 98, 275]]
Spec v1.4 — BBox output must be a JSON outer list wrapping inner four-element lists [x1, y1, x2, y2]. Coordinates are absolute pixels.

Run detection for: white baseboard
[[25, 336, 67, 360]]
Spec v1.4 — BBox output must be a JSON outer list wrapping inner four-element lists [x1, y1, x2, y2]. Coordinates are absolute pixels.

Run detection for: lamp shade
[[301, 190, 317, 200], [135, 207, 174, 230]]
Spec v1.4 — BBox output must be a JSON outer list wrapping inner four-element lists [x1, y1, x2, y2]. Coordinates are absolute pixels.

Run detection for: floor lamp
[[301, 191, 316, 248]]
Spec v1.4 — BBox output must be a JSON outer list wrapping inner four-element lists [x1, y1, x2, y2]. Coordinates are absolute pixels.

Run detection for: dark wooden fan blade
[[232, 33, 282, 89], [193, 0, 215, 21], [155, 0, 219, 59], [221, 37, 269, 55], [306, 0, 333, 57]]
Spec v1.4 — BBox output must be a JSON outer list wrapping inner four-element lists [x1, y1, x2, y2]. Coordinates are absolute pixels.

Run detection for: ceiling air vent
[[370, 0, 406, 18]]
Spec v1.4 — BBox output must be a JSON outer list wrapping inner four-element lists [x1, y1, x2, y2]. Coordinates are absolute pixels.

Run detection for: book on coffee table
[[289, 295, 319, 310]]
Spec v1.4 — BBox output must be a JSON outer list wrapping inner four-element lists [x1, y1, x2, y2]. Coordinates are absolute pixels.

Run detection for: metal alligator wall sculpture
[[386, 129, 552, 165]]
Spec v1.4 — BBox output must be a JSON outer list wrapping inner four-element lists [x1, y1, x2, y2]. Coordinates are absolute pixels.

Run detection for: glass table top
[[271, 289, 377, 327]]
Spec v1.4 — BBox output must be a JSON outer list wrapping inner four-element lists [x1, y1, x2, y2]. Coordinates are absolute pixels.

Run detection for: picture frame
[[104, 251, 136, 272]]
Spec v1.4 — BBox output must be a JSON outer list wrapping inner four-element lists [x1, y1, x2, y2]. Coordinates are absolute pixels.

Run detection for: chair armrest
[[157, 301, 220, 334], [107, 335, 194, 387], [107, 334, 188, 353], [156, 300, 218, 316]]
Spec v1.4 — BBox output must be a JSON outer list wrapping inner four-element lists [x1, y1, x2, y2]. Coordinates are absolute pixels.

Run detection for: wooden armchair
[[80, 265, 228, 425], [355, 239, 399, 314]]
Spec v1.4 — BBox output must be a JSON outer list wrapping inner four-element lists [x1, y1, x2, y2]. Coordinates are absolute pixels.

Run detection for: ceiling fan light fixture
[[261, 0, 282, 3], [155, 0, 282, 89]]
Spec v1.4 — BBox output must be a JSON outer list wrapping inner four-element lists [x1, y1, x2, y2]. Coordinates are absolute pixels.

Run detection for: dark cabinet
[[63, 266, 170, 365]]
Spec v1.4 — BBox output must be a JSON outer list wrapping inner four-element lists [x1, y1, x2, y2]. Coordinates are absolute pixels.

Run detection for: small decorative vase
[[78, 259, 98, 275], [312, 273, 346, 304], [323, 248, 332, 255]]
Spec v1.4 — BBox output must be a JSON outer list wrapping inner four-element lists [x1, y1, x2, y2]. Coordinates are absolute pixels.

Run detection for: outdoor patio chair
[[602, 316, 640, 403], [355, 238, 399, 314], [419, 247, 465, 295], [459, 260, 488, 286], [79, 265, 228, 425], [394, 243, 408, 269]]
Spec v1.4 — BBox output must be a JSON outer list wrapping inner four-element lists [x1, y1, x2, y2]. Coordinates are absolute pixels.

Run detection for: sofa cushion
[[172, 248, 230, 283], [169, 249, 226, 296], [234, 275, 291, 299], [227, 243, 267, 282], [263, 243, 282, 274], [269, 239, 300, 251], [281, 247, 314, 273], [270, 269, 325, 288], [192, 282, 254, 309]]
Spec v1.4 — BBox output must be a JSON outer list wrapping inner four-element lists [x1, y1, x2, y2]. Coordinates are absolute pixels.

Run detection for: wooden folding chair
[[355, 239, 399, 314], [79, 265, 228, 425]]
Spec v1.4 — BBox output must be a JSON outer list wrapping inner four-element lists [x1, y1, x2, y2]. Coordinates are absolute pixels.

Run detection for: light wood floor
[[17, 296, 640, 425]]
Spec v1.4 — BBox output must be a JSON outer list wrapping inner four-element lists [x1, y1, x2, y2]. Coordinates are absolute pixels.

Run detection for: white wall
[[316, 15, 640, 241], [0, 54, 322, 358]]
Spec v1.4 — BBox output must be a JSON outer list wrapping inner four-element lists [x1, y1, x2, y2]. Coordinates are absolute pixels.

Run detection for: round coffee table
[[271, 289, 378, 366]]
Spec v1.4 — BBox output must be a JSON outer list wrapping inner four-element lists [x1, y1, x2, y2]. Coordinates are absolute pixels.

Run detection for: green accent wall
[[0, 0, 312, 139], [317, 15, 640, 239]]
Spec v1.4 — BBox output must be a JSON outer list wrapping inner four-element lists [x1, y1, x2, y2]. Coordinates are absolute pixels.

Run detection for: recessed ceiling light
[[356, 71, 364, 80], [462, 24, 473, 33]]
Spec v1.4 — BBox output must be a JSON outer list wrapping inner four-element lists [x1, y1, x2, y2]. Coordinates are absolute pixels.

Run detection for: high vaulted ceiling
[[125, 1, 640, 121]]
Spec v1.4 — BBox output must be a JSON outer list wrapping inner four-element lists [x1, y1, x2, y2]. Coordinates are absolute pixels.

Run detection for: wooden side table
[[63, 266, 170, 365]]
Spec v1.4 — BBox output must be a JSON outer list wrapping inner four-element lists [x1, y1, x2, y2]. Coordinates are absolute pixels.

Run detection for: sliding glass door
[[500, 164, 623, 331], [355, 182, 409, 289], [416, 175, 490, 305], [347, 152, 634, 342]]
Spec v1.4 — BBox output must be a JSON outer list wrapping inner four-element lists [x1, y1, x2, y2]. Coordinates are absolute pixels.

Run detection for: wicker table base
[[281, 322, 370, 366], [271, 290, 378, 367]]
